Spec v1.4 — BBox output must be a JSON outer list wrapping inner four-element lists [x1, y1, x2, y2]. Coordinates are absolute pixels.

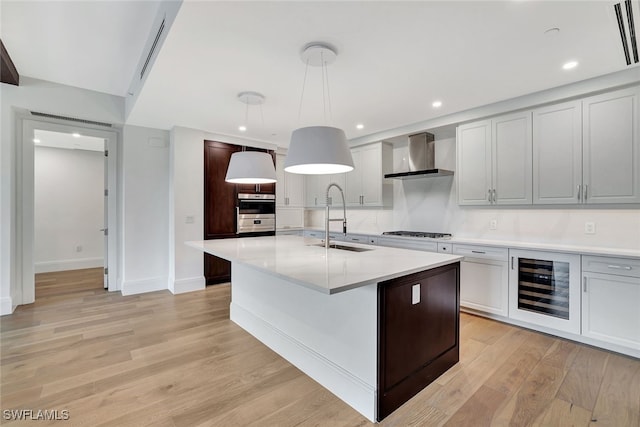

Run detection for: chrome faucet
[[325, 183, 347, 249]]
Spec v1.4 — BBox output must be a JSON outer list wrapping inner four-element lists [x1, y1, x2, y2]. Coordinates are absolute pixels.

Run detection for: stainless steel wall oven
[[237, 193, 276, 235]]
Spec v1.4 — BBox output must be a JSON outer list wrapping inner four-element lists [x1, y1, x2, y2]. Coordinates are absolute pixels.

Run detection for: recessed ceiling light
[[432, 101, 442, 108], [238, 125, 247, 132], [33, 138, 41, 143], [562, 61, 578, 70], [72, 132, 81, 138], [356, 123, 364, 130]]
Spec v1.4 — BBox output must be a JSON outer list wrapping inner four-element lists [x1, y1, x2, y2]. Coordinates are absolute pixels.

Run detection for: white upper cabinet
[[532, 86, 640, 205], [457, 112, 532, 206], [305, 173, 346, 207], [533, 100, 582, 204], [456, 120, 492, 205], [345, 142, 393, 207], [582, 86, 640, 204], [492, 112, 532, 205], [276, 153, 304, 207]]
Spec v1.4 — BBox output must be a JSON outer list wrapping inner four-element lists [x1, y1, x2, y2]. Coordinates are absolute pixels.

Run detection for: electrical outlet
[[584, 222, 596, 234], [75, 245, 83, 253], [185, 215, 195, 224], [489, 219, 497, 230]]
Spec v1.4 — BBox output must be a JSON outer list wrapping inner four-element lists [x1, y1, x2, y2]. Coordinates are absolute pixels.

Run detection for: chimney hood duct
[[384, 132, 454, 179]]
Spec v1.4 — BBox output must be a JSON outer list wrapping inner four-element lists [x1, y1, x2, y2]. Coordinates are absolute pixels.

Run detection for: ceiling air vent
[[30, 111, 112, 127], [140, 17, 165, 80], [614, 0, 639, 65]]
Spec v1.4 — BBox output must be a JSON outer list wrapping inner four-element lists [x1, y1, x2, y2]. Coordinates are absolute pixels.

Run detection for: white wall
[[169, 126, 205, 294], [168, 126, 278, 294], [34, 146, 104, 272], [0, 77, 124, 314], [120, 125, 169, 295], [307, 137, 640, 251]]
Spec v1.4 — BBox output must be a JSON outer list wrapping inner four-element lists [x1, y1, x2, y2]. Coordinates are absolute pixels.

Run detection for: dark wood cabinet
[[204, 140, 239, 284], [377, 262, 460, 421]]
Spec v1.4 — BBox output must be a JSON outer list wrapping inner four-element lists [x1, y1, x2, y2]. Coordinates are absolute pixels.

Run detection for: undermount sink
[[309, 243, 373, 252]]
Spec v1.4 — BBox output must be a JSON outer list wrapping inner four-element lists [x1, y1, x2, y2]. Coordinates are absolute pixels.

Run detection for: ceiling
[[2, 1, 639, 147], [33, 129, 105, 152]]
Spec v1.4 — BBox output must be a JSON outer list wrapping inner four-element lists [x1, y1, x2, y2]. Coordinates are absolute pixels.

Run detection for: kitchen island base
[[229, 261, 460, 422]]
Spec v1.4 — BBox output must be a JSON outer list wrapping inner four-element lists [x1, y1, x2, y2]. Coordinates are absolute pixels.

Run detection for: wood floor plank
[[590, 353, 640, 427], [556, 346, 609, 411], [532, 398, 592, 427], [2, 268, 639, 426]]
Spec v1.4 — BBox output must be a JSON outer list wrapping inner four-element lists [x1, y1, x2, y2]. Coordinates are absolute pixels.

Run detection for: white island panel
[[231, 263, 378, 421]]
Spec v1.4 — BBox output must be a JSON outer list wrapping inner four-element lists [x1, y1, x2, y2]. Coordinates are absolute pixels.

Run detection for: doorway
[[33, 129, 106, 296], [18, 118, 118, 306]]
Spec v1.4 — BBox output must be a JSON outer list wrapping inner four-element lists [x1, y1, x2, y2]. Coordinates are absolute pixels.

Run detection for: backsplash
[[306, 137, 640, 250]]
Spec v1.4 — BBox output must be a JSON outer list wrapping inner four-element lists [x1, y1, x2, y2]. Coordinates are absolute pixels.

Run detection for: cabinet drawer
[[452, 244, 508, 261], [378, 238, 437, 252], [344, 234, 368, 244], [582, 256, 640, 278], [438, 243, 452, 253]]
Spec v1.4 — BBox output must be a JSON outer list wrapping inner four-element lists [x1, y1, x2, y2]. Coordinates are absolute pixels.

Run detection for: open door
[[103, 139, 108, 288]]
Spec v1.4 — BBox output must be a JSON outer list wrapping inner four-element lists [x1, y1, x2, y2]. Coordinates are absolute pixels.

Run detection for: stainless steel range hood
[[384, 132, 454, 179]]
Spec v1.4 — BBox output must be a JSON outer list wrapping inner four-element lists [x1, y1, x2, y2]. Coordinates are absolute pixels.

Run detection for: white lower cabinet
[[582, 256, 640, 351], [454, 244, 509, 317]]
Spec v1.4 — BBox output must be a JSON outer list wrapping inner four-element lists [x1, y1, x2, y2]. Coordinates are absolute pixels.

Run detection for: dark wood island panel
[[377, 262, 460, 420]]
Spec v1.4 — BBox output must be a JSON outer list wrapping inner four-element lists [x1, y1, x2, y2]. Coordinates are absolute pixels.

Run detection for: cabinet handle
[[577, 185, 581, 202], [583, 277, 587, 292], [236, 207, 240, 234], [511, 256, 514, 270], [471, 250, 486, 254], [584, 184, 588, 200], [607, 265, 632, 270], [487, 189, 492, 203], [492, 189, 497, 204], [314, 197, 317, 206]]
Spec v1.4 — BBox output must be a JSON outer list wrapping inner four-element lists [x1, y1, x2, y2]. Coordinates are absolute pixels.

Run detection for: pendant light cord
[[324, 58, 333, 125], [321, 51, 327, 125], [297, 59, 310, 125]]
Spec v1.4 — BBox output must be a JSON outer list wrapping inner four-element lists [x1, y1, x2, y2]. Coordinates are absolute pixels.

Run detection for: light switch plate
[[584, 222, 596, 234], [489, 219, 497, 230], [412, 284, 420, 304]]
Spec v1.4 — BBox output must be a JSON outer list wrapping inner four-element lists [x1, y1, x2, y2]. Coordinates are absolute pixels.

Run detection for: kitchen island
[[187, 235, 462, 422]]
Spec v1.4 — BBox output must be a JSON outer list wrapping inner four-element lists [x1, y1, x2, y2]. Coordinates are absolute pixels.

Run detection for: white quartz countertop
[[187, 235, 463, 294]]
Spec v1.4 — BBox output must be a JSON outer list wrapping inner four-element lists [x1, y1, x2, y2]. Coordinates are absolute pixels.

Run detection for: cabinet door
[[533, 101, 582, 204], [305, 174, 329, 207], [360, 144, 383, 205], [286, 169, 305, 207], [204, 140, 239, 238], [492, 112, 532, 205], [460, 259, 508, 317], [275, 154, 286, 207], [583, 86, 640, 204], [457, 120, 492, 205], [582, 272, 640, 350], [345, 148, 363, 205]]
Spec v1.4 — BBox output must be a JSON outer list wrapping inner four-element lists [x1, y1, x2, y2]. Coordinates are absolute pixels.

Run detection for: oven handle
[[238, 199, 275, 203]]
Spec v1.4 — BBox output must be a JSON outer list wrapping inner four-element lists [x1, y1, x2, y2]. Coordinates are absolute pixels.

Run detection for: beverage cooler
[[509, 249, 581, 334]]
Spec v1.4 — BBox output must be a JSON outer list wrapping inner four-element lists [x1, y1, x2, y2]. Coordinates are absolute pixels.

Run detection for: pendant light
[[284, 43, 354, 175], [225, 92, 277, 184]]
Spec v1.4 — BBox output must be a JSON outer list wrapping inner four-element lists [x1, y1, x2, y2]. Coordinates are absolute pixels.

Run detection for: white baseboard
[[0, 297, 14, 316], [230, 302, 377, 422], [35, 257, 103, 273], [121, 276, 167, 296], [170, 276, 205, 294]]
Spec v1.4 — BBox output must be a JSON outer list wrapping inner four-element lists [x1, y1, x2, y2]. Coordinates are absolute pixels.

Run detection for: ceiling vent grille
[[30, 111, 113, 127], [614, 0, 639, 65], [140, 17, 165, 80]]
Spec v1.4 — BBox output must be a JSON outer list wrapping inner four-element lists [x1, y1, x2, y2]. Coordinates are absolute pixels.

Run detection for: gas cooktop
[[382, 231, 452, 239]]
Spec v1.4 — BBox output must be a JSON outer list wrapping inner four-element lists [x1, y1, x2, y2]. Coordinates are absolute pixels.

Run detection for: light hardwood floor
[[1, 268, 639, 426]]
